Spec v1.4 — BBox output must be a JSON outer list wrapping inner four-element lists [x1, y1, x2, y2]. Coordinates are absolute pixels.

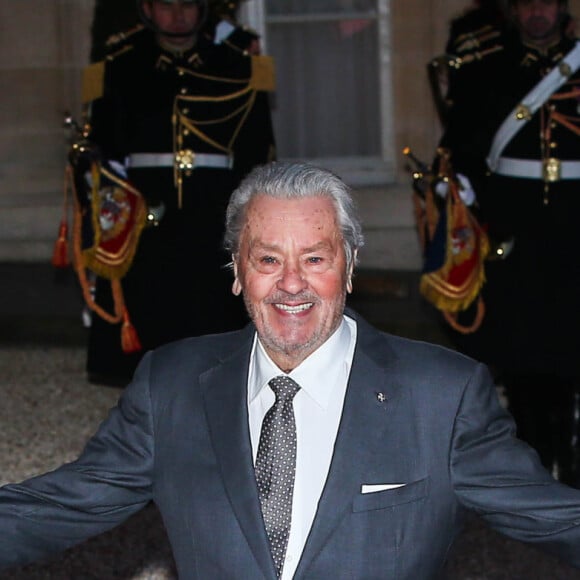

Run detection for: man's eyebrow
[[248, 241, 279, 252], [249, 240, 334, 253], [303, 242, 335, 254]]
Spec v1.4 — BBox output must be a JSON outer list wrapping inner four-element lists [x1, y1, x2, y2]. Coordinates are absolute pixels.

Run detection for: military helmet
[[137, 0, 209, 33]]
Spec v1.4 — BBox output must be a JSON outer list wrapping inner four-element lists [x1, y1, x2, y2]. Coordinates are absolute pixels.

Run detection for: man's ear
[[232, 256, 242, 296], [346, 250, 357, 294]]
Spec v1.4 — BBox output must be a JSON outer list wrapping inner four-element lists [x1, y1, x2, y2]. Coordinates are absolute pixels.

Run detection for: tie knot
[[269, 375, 300, 402]]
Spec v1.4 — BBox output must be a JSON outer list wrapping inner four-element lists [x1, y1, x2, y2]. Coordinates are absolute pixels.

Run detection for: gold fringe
[[420, 259, 486, 313], [51, 165, 73, 268], [121, 306, 142, 353], [51, 222, 70, 268]]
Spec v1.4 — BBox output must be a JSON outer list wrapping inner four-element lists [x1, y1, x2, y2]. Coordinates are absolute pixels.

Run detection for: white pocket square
[[361, 483, 406, 494]]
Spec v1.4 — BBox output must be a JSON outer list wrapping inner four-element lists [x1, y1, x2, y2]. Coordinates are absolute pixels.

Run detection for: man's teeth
[[275, 303, 313, 313]]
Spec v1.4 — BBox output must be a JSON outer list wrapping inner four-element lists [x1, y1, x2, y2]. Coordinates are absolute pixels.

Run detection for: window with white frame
[[240, 0, 395, 186]]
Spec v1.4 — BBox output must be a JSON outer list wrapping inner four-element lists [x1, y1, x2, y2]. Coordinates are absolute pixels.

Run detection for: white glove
[[434, 173, 476, 206]]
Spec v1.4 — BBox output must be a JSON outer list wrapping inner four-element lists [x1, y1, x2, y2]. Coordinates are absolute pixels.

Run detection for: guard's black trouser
[[503, 374, 580, 489]]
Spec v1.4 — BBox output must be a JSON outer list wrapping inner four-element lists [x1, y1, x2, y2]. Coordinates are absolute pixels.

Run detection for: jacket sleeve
[[451, 363, 580, 567], [0, 353, 156, 570]]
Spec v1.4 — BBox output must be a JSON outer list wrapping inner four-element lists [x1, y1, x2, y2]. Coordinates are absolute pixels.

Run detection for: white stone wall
[[0, 0, 93, 261], [353, 184, 421, 271]]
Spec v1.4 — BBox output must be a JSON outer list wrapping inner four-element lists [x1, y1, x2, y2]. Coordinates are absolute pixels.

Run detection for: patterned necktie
[[255, 375, 301, 578]]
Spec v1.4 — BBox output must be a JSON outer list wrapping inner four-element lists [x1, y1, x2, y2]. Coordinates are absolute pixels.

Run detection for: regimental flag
[[74, 159, 146, 281], [411, 148, 489, 334], [54, 142, 146, 353]]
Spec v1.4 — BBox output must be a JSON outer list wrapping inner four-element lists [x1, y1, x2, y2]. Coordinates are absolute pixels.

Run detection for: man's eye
[[307, 256, 323, 264], [260, 256, 277, 264]]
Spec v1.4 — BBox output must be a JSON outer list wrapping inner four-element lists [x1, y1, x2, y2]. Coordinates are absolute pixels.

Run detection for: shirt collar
[[249, 316, 355, 410]]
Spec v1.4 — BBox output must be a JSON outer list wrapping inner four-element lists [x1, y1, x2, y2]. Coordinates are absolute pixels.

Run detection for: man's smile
[[274, 303, 314, 314]]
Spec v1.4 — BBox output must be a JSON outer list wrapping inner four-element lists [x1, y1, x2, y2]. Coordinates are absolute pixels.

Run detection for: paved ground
[[1, 262, 580, 579]]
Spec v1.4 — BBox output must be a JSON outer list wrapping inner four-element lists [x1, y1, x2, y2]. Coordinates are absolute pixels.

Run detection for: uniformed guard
[[436, 0, 580, 487], [81, 0, 276, 385]]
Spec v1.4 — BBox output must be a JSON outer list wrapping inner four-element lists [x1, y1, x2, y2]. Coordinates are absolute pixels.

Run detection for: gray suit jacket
[[1, 312, 580, 579]]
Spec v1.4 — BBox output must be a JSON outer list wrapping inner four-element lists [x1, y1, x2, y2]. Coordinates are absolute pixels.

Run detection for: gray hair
[[224, 161, 364, 270]]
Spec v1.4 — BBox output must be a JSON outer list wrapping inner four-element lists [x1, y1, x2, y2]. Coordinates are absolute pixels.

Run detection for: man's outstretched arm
[[0, 353, 156, 569]]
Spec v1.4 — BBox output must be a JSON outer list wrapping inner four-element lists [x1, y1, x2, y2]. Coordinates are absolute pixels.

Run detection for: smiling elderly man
[[1, 161, 580, 578]]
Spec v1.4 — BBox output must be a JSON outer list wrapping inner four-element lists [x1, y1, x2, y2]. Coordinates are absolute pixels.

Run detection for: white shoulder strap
[[487, 41, 580, 172]]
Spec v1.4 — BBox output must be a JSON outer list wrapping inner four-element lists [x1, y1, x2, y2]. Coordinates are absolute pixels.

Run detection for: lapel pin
[[376, 392, 387, 403]]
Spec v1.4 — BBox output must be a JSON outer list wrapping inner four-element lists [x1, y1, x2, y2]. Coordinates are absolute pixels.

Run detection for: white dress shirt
[[248, 315, 357, 580]]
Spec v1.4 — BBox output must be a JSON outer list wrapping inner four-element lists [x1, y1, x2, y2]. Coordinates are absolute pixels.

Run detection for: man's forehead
[[246, 194, 337, 215], [239, 196, 339, 244]]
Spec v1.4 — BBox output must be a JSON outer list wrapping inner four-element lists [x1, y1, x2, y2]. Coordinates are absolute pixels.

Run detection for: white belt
[[494, 157, 580, 180], [127, 151, 233, 170]]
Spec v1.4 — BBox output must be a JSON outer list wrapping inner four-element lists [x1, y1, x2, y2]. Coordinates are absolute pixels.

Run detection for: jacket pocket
[[352, 476, 429, 512]]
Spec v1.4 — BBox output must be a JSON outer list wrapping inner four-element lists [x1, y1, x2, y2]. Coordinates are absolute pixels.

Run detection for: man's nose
[[172, 4, 186, 21], [277, 263, 308, 294]]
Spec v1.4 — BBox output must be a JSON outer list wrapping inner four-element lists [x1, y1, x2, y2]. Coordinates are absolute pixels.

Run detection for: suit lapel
[[201, 328, 276, 579], [294, 319, 405, 578]]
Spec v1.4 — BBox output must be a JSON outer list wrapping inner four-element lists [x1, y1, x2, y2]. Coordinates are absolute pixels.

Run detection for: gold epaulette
[[250, 55, 275, 91], [82, 61, 105, 104]]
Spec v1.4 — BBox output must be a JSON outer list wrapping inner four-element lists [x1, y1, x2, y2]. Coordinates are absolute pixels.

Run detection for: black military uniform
[[439, 25, 580, 486], [85, 24, 275, 384]]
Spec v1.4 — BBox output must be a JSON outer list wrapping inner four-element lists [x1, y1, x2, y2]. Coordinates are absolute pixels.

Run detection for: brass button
[[515, 104, 531, 121], [176, 149, 195, 170], [543, 157, 561, 182]]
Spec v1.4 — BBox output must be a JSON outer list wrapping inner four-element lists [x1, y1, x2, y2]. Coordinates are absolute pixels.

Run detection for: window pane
[[268, 18, 380, 159]]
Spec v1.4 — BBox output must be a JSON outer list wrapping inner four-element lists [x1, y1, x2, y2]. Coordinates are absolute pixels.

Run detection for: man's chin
[[263, 332, 319, 358], [159, 29, 197, 40]]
